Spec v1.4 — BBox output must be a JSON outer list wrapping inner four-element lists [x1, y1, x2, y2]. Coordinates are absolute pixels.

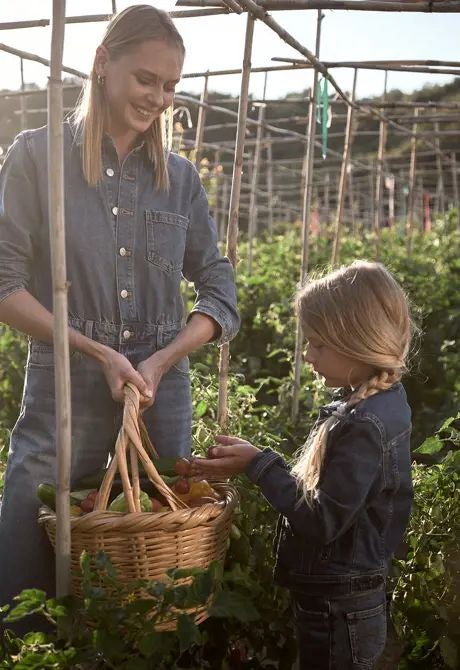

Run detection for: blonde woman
[[0, 5, 238, 627], [192, 261, 414, 670]]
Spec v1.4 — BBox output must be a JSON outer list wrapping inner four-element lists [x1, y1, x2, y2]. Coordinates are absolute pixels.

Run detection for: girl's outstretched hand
[[190, 435, 261, 479]]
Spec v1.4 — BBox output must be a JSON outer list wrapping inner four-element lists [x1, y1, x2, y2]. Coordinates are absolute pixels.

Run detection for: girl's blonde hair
[[73, 4, 184, 191], [291, 260, 416, 501]]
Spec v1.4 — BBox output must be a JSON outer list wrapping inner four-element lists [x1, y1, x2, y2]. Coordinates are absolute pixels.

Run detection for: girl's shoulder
[[347, 383, 411, 444]]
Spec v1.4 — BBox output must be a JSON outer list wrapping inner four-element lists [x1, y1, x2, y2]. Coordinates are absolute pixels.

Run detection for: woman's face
[[96, 39, 183, 141]]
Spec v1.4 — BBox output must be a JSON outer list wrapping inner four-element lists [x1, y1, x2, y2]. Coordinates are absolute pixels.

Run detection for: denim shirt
[[246, 383, 413, 588], [0, 121, 239, 348]]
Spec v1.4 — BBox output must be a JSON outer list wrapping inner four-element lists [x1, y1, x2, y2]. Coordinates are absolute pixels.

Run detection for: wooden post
[[451, 152, 460, 227], [406, 107, 419, 252], [374, 71, 388, 256], [387, 173, 395, 228], [323, 171, 330, 226], [331, 68, 358, 266], [194, 73, 209, 168], [347, 165, 356, 235], [49, 0, 71, 598], [217, 13, 255, 428], [266, 133, 274, 236], [434, 121, 445, 215], [19, 58, 28, 130], [247, 102, 265, 272], [398, 168, 406, 234], [219, 176, 230, 242], [368, 159, 375, 231], [291, 9, 322, 421]]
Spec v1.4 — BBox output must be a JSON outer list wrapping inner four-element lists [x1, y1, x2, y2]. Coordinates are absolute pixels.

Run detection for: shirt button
[[112, 206, 118, 216], [122, 329, 131, 340], [119, 247, 127, 256], [120, 289, 128, 299], [106, 168, 115, 177]]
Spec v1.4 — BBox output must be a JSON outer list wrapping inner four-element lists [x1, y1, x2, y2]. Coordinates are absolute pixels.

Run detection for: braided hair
[[291, 261, 416, 503]]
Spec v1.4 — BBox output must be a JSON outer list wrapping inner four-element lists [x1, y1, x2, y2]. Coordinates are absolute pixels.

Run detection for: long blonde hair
[[291, 260, 416, 501], [73, 5, 184, 190]]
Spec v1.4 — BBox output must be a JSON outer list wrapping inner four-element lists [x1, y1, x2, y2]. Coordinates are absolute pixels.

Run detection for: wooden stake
[[266, 135, 274, 236], [331, 68, 358, 267], [217, 13, 255, 429], [49, 0, 71, 599], [194, 73, 209, 167], [247, 103, 265, 272], [374, 71, 388, 256], [406, 108, 419, 253], [434, 121, 445, 215], [291, 10, 322, 421], [452, 152, 460, 228], [19, 58, 27, 130]]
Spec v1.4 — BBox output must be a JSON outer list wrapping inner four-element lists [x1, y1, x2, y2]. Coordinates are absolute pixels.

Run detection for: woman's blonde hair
[[291, 260, 416, 502], [73, 4, 184, 191]]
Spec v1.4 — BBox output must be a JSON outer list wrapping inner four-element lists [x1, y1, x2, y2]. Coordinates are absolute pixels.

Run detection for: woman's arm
[[0, 289, 152, 402]]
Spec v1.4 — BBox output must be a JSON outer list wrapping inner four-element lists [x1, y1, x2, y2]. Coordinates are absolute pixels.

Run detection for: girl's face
[[304, 338, 374, 389], [96, 39, 183, 141]]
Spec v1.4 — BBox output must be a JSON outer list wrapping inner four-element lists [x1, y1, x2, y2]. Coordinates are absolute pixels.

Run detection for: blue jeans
[[0, 335, 192, 624], [292, 585, 387, 669]]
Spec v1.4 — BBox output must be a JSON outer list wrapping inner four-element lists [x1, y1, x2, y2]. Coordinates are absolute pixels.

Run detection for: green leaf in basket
[[177, 613, 201, 654], [209, 591, 259, 622], [188, 570, 214, 605]]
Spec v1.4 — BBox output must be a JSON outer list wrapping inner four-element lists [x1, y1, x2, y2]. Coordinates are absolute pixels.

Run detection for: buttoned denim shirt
[[0, 121, 239, 347], [245, 383, 413, 588]]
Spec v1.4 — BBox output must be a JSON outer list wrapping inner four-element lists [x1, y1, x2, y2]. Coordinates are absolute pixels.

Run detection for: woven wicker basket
[[39, 383, 238, 628]]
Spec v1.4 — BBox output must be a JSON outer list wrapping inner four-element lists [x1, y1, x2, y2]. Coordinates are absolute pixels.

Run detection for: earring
[[97, 74, 104, 86]]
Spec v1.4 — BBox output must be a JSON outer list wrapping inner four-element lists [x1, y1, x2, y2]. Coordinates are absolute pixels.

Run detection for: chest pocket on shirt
[[145, 210, 189, 273]]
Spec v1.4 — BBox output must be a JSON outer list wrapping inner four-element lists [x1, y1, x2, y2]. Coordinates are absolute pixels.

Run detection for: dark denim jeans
[[292, 586, 386, 670]]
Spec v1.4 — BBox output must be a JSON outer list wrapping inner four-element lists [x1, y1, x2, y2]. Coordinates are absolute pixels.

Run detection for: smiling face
[[96, 38, 183, 146], [303, 336, 375, 389]]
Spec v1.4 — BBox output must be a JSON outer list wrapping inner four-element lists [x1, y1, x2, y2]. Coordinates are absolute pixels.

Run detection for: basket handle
[[95, 383, 188, 513]]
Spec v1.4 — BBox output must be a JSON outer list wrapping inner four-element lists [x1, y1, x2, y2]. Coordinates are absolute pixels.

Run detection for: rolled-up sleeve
[[0, 133, 38, 304], [246, 418, 383, 544], [182, 171, 239, 345]]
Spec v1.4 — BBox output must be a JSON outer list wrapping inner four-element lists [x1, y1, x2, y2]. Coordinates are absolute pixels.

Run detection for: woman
[[0, 5, 238, 620]]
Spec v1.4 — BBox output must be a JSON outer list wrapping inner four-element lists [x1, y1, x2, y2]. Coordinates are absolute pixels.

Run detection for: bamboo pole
[[291, 10, 322, 421], [177, 0, 460, 10], [374, 71, 388, 256], [19, 58, 27, 130], [0, 43, 86, 79], [247, 103, 265, 272], [452, 153, 460, 226], [217, 13, 255, 429], [331, 69, 358, 267], [273, 56, 460, 76], [266, 134, 274, 236], [434, 121, 445, 215], [406, 108, 419, 253], [48, 0, 71, 599], [194, 73, 209, 167]]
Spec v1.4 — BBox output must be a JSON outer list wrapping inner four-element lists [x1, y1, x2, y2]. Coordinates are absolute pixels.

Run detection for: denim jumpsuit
[[246, 384, 413, 670], [0, 121, 239, 611]]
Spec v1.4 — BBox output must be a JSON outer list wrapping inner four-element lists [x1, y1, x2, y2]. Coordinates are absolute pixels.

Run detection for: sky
[[0, 1, 459, 101]]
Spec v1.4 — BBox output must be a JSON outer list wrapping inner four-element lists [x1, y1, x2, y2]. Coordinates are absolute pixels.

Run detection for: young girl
[[0, 5, 238, 625], [192, 260, 414, 670]]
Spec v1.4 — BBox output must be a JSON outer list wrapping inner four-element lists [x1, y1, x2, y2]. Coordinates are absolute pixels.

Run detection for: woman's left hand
[[137, 352, 168, 408], [190, 435, 261, 479]]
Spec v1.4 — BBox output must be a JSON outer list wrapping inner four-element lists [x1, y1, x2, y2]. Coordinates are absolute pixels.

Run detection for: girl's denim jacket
[[246, 383, 413, 591], [0, 122, 239, 347]]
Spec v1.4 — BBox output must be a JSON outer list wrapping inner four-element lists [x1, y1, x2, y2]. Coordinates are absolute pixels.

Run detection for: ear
[[95, 45, 110, 77]]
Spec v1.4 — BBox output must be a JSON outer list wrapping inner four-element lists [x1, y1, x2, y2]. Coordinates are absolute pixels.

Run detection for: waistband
[[66, 318, 182, 347], [279, 571, 385, 597]]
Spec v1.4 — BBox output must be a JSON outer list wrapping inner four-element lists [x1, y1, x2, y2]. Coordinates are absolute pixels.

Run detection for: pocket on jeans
[[346, 601, 386, 666], [28, 344, 78, 369], [145, 210, 189, 274]]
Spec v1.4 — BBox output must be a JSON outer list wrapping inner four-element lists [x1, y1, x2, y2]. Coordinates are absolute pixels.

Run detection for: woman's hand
[[137, 351, 169, 409], [100, 347, 153, 403], [190, 435, 261, 479]]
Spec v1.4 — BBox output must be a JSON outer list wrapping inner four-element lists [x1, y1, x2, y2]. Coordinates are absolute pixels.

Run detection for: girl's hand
[[100, 347, 153, 403], [190, 435, 261, 479], [137, 351, 169, 409]]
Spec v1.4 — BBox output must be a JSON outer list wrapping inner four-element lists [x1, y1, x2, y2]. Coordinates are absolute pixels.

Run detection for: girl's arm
[[192, 419, 383, 544]]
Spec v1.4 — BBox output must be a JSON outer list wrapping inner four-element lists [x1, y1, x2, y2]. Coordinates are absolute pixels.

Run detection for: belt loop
[[84, 320, 94, 340]]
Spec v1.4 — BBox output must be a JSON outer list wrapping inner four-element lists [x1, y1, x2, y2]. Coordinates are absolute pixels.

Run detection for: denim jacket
[[246, 383, 413, 589], [0, 121, 239, 347]]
